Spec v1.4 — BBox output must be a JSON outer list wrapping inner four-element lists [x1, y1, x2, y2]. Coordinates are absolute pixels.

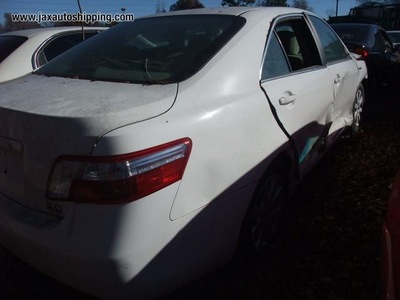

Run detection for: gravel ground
[[0, 85, 399, 299]]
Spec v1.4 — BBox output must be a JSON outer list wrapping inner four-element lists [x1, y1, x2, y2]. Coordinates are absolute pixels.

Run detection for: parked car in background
[[388, 30, 400, 48], [0, 26, 106, 83], [382, 169, 400, 300], [0, 7, 367, 299], [331, 23, 400, 100]]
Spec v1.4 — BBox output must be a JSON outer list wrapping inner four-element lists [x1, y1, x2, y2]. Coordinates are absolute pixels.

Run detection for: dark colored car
[[331, 23, 400, 100]]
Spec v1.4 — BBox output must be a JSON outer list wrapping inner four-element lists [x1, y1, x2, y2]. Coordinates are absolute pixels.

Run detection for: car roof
[[0, 26, 107, 38], [142, 6, 307, 19], [330, 23, 383, 30]]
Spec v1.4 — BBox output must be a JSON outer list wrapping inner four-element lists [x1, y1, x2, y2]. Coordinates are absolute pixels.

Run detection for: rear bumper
[[0, 181, 249, 299], [0, 184, 183, 299]]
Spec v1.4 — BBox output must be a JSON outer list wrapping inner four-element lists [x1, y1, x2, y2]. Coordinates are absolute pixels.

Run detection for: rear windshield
[[331, 25, 370, 46], [0, 36, 28, 63], [36, 15, 245, 84]]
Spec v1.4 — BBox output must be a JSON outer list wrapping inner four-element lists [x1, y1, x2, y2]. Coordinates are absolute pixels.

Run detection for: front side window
[[35, 15, 245, 84], [309, 16, 347, 64]]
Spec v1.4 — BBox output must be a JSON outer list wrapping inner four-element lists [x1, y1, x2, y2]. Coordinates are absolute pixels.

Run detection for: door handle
[[279, 94, 296, 105], [334, 75, 341, 84]]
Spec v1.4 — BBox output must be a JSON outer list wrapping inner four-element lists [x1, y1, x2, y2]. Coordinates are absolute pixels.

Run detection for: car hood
[[0, 74, 177, 213]]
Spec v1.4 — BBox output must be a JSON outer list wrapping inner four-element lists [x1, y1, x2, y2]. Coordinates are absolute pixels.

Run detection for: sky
[[0, 0, 359, 25]]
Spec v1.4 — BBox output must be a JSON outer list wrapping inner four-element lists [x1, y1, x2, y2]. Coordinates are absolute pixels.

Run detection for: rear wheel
[[352, 84, 365, 133], [239, 165, 288, 257]]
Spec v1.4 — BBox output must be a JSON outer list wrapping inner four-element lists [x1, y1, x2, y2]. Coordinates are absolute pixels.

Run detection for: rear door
[[260, 16, 333, 174], [308, 15, 358, 125]]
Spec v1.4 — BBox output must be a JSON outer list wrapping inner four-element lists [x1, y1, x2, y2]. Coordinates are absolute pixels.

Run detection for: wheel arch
[[235, 148, 297, 256]]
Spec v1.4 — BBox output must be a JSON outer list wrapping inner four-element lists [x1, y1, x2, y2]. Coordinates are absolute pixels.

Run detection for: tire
[[352, 83, 365, 133], [238, 165, 288, 257]]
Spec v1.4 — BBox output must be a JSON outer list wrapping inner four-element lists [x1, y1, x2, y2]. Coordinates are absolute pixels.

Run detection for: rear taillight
[[47, 138, 192, 204], [355, 47, 369, 59]]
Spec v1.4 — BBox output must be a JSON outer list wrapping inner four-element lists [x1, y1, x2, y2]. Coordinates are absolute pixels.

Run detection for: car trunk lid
[[0, 74, 177, 214]]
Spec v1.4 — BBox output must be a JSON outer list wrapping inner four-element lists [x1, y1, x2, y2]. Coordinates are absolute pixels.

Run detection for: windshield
[[0, 36, 28, 63], [35, 15, 245, 84]]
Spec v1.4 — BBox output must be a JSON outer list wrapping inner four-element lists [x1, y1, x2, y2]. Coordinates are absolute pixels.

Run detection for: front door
[[260, 16, 334, 174]]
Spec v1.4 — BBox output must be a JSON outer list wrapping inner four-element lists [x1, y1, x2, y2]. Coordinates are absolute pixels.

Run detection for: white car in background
[[0, 7, 367, 299], [0, 26, 106, 82]]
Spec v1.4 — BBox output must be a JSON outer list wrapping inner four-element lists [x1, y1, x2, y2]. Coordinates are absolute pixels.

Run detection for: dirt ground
[[0, 85, 399, 299]]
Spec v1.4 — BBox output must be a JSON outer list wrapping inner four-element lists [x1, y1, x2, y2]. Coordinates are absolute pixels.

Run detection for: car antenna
[[77, 0, 85, 40]]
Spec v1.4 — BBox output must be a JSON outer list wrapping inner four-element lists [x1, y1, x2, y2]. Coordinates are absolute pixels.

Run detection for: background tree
[[292, 0, 313, 11], [221, 0, 255, 6], [170, 0, 204, 11], [258, 0, 288, 7], [156, 0, 166, 13], [325, 9, 336, 18]]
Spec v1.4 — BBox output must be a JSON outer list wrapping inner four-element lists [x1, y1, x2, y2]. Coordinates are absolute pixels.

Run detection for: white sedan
[[0, 7, 366, 299], [0, 26, 106, 83]]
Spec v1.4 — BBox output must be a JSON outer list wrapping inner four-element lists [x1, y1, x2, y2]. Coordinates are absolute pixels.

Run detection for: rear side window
[[0, 36, 28, 63], [309, 16, 347, 64], [42, 32, 100, 61], [262, 17, 321, 80], [36, 15, 245, 84], [388, 32, 400, 44], [261, 32, 290, 79], [36, 31, 101, 67], [379, 29, 393, 52], [369, 27, 393, 53]]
